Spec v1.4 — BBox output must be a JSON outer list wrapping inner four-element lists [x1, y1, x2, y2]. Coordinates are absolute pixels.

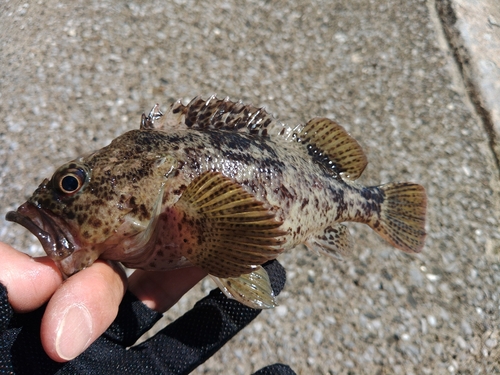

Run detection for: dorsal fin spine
[[158, 96, 282, 137]]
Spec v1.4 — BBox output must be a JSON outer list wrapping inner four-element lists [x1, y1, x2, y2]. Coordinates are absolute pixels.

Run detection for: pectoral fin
[[174, 171, 286, 278], [306, 223, 352, 260], [211, 265, 276, 309]]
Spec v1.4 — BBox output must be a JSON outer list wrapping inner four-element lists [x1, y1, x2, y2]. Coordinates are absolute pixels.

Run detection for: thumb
[[41, 260, 126, 362]]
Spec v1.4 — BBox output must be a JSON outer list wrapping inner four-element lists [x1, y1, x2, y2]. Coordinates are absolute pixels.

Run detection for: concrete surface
[[437, 0, 500, 173], [1, 0, 499, 373]]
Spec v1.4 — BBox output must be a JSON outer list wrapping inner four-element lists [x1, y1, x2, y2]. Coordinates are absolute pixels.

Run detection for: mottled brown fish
[[6, 96, 427, 308]]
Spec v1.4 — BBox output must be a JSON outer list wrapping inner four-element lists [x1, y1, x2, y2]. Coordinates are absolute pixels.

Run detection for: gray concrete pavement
[[1, 0, 499, 373]]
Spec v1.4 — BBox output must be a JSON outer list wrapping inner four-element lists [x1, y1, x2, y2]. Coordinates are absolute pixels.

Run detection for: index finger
[[0, 241, 62, 312]]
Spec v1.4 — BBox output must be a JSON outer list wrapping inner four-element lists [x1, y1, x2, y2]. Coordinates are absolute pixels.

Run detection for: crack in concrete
[[434, 0, 500, 176]]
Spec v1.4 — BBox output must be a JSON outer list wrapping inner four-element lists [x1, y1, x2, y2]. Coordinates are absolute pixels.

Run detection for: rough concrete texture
[[1, 0, 499, 373], [436, 0, 500, 181]]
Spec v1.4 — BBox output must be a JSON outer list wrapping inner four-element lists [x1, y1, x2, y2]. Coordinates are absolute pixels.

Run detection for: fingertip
[[0, 242, 62, 312], [41, 260, 126, 362]]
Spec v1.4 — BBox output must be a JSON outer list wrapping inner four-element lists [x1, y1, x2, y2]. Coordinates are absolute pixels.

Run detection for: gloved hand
[[0, 241, 295, 375]]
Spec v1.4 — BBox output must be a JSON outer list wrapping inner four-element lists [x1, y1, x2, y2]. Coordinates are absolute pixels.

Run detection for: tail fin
[[372, 182, 427, 253]]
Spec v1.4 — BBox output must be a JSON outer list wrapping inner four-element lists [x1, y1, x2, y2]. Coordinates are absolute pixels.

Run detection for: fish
[[6, 95, 427, 309]]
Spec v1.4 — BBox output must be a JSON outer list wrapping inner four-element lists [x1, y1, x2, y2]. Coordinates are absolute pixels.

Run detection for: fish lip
[[6, 202, 76, 260]]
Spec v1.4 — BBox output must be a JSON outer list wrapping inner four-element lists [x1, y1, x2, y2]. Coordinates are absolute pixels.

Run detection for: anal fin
[[211, 265, 276, 309], [306, 223, 352, 260]]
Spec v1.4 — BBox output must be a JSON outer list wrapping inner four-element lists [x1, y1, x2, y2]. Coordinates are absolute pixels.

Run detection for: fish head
[[6, 131, 178, 276]]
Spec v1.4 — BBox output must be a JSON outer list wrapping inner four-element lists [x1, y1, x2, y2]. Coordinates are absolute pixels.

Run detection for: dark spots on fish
[[248, 182, 258, 194], [300, 198, 309, 210], [205, 130, 282, 164], [149, 261, 156, 268], [314, 197, 320, 209], [103, 227, 110, 236], [328, 186, 347, 221], [196, 234, 203, 246], [138, 204, 149, 219], [94, 198, 104, 206], [90, 218, 102, 228], [77, 213, 89, 226], [38, 197, 50, 208], [177, 222, 183, 231], [65, 211, 76, 220], [82, 230, 90, 239], [190, 159, 201, 170], [187, 248, 192, 254], [173, 185, 187, 195], [361, 187, 384, 204], [274, 185, 297, 212], [196, 111, 212, 124], [157, 250, 164, 257]]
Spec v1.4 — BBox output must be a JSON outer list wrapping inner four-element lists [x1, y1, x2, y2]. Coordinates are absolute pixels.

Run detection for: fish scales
[[100, 129, 364, 251], [6, 96, 427, 309]]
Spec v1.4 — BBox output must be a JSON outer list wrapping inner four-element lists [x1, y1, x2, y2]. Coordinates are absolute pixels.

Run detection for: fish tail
[[370, 182, 427, 253]]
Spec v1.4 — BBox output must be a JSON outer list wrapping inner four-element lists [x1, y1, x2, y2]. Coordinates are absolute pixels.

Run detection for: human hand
[[0, 241, 294, 374], [0, 241, 206, 362]]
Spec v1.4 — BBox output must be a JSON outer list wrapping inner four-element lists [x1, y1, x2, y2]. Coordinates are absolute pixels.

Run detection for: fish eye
[[61, 174, 80, 193], [55, 167, 87, 195]]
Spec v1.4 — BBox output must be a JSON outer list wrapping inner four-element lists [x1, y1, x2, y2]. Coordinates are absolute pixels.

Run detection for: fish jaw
[[5, 201, 122, 277], [6, 202, 80, 260], [5, 202, 92, 276]]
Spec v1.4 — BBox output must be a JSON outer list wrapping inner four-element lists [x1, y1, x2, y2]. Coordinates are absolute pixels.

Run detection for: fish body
[[6, 96, 427, 308]]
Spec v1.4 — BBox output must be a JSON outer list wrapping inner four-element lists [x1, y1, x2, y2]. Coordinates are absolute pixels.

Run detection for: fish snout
[[6, 202, 76, 261]]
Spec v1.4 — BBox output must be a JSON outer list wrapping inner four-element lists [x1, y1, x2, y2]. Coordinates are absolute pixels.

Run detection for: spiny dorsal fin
[[295, 118, 368, 180], [142, 95, 281, 137], [174, 171, 286, 278], [140, 104, 163, 130]]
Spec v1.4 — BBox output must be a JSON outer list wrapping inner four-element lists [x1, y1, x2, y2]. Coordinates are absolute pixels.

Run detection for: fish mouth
[[6, 202, 77, 260]]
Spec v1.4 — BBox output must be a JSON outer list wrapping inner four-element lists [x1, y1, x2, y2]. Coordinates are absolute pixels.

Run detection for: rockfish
[[6, 96, 427, 308]]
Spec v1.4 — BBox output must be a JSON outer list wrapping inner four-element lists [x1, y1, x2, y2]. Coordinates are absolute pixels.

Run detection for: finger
[[128, 266, 207, 312], [41, 260, 127, 362], [0, 241, 62, 312]]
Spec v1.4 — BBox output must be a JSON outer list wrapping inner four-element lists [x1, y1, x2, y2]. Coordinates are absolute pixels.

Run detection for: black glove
[[0, 260, 295, 375]]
